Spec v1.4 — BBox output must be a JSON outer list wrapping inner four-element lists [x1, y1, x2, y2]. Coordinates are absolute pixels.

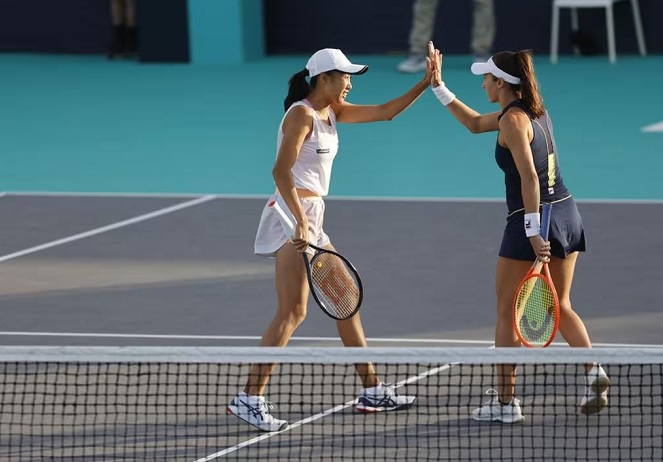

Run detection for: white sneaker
[[581, 365, 610, 415], [472, 389, 525, 423], [227, 392, 288, 432], [397, 54, 427, 73], [356, 382, 416, 412]]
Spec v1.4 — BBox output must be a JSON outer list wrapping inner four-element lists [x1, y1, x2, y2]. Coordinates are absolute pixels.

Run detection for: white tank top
[[276, 100, 339, 196]]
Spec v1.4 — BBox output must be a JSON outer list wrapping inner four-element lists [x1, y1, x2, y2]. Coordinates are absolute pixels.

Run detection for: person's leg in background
[[108, 0, 124, 58], [398, 0, 440, 73], [471, 0, 495, 62], [108, 0, 138, 59], [123, 0, 138, 58]]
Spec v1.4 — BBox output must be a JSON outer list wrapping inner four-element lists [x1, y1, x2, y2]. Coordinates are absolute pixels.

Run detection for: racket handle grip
[[268, 200, 296, 235], [541, 203, 552, 241], [269, 200, 315, 256], [267, 201, 295, 236]]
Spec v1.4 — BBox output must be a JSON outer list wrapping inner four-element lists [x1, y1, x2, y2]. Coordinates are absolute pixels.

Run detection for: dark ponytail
[[493, 50, 545, 118], [514, 50, 545, 118], [283, 68, 311, 112]]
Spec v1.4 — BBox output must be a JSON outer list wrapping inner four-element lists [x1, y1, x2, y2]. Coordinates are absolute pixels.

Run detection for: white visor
[[471, 57, 521, 85], [306, 48, 368, 78]]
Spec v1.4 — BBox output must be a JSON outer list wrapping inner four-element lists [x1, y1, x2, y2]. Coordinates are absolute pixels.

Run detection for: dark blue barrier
[[0, 0, 109, 53], [137, 0, 190, 63], [1, 0, 661, 58]]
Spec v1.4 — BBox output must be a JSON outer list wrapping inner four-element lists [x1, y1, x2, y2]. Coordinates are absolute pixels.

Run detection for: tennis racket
[[268, 200, 363, 321], [513, 203, 560, 348]]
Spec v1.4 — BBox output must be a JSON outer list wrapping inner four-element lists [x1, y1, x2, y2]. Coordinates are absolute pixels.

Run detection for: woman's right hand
[[291, 220, 309, 253], [529, 234, 551, 263], [428, 41, 443, 87]]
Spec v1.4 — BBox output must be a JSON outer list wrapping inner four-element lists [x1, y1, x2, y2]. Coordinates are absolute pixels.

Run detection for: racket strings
[[515, 276, 558, 346], [310, 253, 360, 318]]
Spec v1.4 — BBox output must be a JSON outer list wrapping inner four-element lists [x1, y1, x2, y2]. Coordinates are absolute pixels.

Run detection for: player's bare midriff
[[274, 188, 321, 199]]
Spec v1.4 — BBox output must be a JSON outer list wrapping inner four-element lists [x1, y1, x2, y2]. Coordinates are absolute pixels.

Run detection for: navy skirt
[[499, 196, 587, 261]]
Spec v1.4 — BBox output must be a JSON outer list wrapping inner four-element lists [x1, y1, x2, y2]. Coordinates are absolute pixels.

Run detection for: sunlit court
[[1, 1, 662, 460]]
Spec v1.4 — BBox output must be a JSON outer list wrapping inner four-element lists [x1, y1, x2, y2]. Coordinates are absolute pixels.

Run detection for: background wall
[[188, 0, 264, 64], [0, 0, 109, 53], [264, 0, 663, 55], [1, 0, 661, 58]]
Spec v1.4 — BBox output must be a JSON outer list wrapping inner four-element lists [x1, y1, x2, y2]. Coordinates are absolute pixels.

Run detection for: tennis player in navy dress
[[427, 42, 610, 423]]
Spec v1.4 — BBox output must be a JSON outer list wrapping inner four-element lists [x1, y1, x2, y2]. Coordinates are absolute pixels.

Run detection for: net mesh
[[0, 346, 661, 461]]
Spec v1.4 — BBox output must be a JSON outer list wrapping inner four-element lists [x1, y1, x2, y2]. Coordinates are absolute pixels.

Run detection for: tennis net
[[0, 346, 661, 461]]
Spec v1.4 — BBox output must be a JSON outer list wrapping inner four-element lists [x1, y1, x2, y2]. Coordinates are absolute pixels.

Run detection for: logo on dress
[[316, 148, 330, 154]]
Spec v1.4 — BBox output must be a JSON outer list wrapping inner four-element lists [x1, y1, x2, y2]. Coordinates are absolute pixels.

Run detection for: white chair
[[551, 0, 647, 64]]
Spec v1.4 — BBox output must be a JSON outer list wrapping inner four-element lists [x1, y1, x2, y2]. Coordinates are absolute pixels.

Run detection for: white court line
[[4, 191, 663, 204], [0, 331, 490, 344], [641, 121, 663, 133], [0, 332, 660, 349], [4, 191, 265, 199], [193, 362, 455, 461], [0, 195, 216, 263]]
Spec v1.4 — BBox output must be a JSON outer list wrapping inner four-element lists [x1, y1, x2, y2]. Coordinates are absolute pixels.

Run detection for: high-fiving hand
[[428, 41, 443, 88]]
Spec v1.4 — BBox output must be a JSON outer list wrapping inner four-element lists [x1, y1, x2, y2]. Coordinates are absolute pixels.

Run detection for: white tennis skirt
[[254, 194, 331, 257]]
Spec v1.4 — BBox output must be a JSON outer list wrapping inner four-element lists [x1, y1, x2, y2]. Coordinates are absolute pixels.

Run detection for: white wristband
[[432, 83, 456, 106], [524, 212, 541, 237]]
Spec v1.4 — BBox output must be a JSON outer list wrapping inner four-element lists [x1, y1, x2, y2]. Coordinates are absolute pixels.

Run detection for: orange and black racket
[[513, 203, 560, 348], [269, 200, 363, 321]]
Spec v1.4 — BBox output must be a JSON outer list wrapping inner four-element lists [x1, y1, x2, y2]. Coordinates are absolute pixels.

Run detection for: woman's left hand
[[423, 46, 434, 85]]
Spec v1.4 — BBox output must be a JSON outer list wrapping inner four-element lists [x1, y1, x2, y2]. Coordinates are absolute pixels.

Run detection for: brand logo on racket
[[520, 311, 554, 342]]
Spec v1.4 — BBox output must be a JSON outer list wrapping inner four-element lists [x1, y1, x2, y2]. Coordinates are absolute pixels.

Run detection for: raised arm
[[445, 97, 500, 134], [330, 63, 432, 124], [428, 42, 499, 134]]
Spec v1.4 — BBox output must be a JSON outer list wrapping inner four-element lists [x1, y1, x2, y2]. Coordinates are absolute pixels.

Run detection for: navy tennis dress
[[496, 100, 586, 261]]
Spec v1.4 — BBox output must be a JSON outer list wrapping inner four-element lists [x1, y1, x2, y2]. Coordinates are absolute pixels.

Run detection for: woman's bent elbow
[[272, 168, 289, 186]]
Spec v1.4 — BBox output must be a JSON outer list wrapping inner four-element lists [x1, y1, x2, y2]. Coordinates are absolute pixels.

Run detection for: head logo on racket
[[513, 203, 560, 348]]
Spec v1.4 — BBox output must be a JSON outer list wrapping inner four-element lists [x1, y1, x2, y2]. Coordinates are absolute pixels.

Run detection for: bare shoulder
[[283, 104, 315, 132], [498, 107, 530, 133], [285, 104, 314, 121]]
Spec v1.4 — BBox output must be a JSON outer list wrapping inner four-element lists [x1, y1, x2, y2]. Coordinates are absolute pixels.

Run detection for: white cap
[[471, 57, 521, 85], [305, 48, 368, 78]]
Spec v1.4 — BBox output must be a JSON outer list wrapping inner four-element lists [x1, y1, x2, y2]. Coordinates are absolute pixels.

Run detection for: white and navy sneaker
[[397, 54, 427, 73], [356, 382, 415, 412], [227, 392, 288, 432], [471, 389, 525, 423], [581, 364, 610, 415]]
